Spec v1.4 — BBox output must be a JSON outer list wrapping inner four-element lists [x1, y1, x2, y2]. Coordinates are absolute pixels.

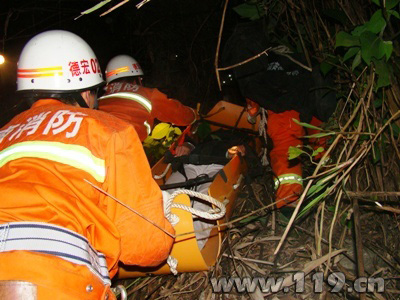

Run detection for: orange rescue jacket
[[0, 99, 174, 278], [98, 82, 196, 141]]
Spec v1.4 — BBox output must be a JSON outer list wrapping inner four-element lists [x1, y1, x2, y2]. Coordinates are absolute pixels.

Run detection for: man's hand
[[174, 142, 195, 157], [227, 145, 246, 159]]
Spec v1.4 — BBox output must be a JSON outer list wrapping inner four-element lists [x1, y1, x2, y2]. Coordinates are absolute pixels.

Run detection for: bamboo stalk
[[347, 191, 400, 197], [214, 0, 229, 91], [352, 197, 367, 300]]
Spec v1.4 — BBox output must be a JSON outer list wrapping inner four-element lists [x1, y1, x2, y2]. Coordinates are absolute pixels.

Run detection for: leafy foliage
[[334, 3, 398, 88], [233, 0, 266, 20], [143, 123, 182, 165], [231, 0, 400, 224]]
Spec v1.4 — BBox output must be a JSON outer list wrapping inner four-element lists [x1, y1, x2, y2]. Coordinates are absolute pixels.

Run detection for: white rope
[[163, 189, 226, 276], [153, 163, 171, 180], [167, 255, 178, 275], [164, 189, 226, 225], [258, 108, 269, 166], [162, 187, 228, 275]]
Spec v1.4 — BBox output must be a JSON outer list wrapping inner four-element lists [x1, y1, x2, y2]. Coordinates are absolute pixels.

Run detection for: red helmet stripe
[[106, 66, 129, 78]]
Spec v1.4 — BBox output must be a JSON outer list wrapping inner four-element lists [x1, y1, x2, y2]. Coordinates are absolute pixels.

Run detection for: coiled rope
[[164, 189, 226, 226], [163, 189, 227, 275]]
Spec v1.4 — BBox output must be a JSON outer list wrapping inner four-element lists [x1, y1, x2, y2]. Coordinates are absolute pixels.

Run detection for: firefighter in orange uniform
[[98, 55, 197, 141], [0, 30, 174, 299], [246, 98, 324, 207], [223, 22, 336, 209]]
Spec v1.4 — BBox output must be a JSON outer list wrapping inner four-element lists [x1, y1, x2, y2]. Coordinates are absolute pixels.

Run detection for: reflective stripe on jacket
[[0, 99, 174, 278], [99, 82, 196, 141], [267, 109, 304, 207]]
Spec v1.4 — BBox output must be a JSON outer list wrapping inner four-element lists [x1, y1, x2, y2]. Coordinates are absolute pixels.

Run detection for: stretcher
[[117, 101, 261, 278]]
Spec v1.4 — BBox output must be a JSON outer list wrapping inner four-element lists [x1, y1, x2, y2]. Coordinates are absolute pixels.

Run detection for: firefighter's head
[[16, 30, 104, 109], [105, 55, 144, 86]]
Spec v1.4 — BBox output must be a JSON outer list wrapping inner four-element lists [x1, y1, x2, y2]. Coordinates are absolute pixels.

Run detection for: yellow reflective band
[[0, 141, 106, 182], [144, 121, 151, 135], [274, 173, 303, 189], [99, 92, 152, 112]]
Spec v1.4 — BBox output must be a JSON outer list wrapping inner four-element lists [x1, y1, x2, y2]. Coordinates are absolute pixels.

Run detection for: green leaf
[[174, 127, 182, 136], [297, 190, 329, 219], [319, 56, 339, 76], [374, 98, 383, 108], [143, 136, 160, 149], [306, 181, 329, 197], [327, 205, 336, 212], [343, 47, 360, 62], [371, 0, 381, 6], [366, 10, 386, 33], [352, 24, 368, 37], [312, 147, 325, 157], [383, 41, 393, 61], [335, 31, 360, 48], [352, 50, 362, 70], [292, 118, 323, 130], [143, 136, 155, 146], [288, 146, 305, 160], [196, 121, 212, 140], [150, 123, 172, 140], [360, 31, 385, 65], [167, 130, 175, 139], [239, 215, 260, 224], [391, 123, 400, 137], [388, 10, 400, 19], [340, 214, 353, 229], [210, 134, 222, 141], [79, 0, 111, 15], [387, 0, 400, 9], [372, 143, 381, 164], [303, 132, 336, 139], [233, 3, 263, 20], [374, 59, 391, 88], [320, 61, 334, 76], [322, 9, 348, 25]]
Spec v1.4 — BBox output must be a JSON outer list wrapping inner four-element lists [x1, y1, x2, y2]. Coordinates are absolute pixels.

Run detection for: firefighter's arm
[[150, 88, 197, 125], [106, 125, 175, 267]]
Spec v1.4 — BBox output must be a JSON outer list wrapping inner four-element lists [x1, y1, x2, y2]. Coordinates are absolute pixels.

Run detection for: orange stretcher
[[117, 101, 261, 278]]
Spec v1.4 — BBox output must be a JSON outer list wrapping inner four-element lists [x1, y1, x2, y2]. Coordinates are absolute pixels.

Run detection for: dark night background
[[0, 0, 244, 127]]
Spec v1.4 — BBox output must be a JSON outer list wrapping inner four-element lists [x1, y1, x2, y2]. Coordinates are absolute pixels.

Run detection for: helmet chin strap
[[76, 93, 89, 109], [93, 97, 99, 110]]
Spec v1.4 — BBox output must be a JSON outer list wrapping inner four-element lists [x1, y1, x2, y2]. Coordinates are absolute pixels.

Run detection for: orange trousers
[[0, 251, 116, 300], [267, 110, 326, 208]]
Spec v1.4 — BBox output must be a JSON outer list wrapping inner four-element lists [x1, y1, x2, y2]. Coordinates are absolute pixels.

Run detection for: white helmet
[[17, 30, 104, 93], [105, 54, 143, 83]]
